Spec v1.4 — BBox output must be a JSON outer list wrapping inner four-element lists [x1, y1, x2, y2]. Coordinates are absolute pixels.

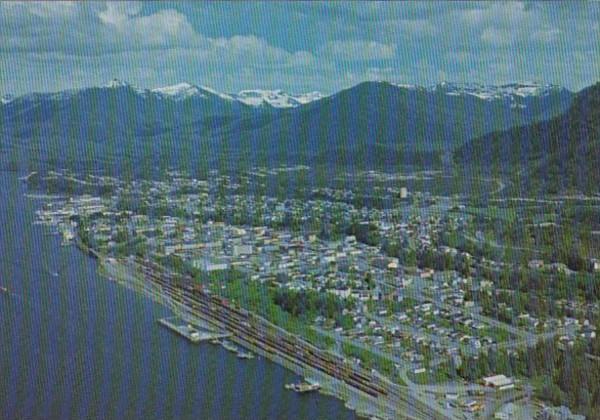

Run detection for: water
[[0, 172, 358, 420]]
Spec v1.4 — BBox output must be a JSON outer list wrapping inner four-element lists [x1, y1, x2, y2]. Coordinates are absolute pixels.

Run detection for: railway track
[[109, 257, 455, 420]]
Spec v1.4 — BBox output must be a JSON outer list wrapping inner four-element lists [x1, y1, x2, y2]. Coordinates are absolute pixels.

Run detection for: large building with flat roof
[[483, 374, 515, 390]]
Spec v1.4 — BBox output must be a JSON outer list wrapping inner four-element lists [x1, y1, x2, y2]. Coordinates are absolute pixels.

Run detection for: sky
[[1, 1, 599, 95]]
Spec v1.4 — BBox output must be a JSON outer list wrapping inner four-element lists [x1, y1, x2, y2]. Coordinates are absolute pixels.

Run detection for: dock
[[285, 380, 321, 393], [158, 317, 231, 343], [221, 339, 239, 352]]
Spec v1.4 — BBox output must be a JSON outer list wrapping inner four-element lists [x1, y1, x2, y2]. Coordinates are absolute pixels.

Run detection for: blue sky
[[1, 1, 599, 95]]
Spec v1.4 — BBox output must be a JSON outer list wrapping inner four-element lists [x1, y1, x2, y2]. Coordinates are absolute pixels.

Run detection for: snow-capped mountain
[[0, 77, 580, 174], [254, 80, 574, 154], [151, 82, 235, 102], [1, 94, 13, 105], [102, 79, 237, 102], [0, 79, 569, 110], [367, 81, 571, 110], [367, 80, 568, 98], [103, 78, 151, 97], [233, 89, 325, 108], [431, 82, 571, 110], [146, 82, 325, 108], [8, 79, 147, 104], [104, 78, 131, 89], [388, 82, 424, 91], [152, 82, 205, 100], [431, 81, 568, 100]]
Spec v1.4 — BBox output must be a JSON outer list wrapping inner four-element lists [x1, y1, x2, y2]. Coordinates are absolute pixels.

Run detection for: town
[[27, 168, 600, 420]]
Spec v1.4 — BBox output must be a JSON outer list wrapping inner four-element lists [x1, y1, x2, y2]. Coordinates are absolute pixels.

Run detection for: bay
[[0, 171, 358, 420]]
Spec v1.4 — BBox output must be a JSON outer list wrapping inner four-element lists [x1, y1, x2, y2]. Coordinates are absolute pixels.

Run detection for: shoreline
[[96, 255, 454, 420]]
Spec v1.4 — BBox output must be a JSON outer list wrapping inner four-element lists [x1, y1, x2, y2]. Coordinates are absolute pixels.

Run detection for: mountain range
[[236, 81, 573, 169], [1, 79, 326, 110], [2, 78, 594, 193], [1, 79, 570, 109], [456, 82, 600, 195]]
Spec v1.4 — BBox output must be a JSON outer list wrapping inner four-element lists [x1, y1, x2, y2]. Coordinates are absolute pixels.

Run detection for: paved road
[[463, 233, 540, 254], [310, 326, 465, 420], [311, 326, 408, 367], [405, 278, 530, 341]]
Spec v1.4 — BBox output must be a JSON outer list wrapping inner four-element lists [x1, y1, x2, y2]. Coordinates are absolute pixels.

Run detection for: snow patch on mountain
[[2, 79, 568, 110], [199, 85, 235, 101], [151, 83, 325, 106], [389, 82, 424, 91], [1, 94, 13, 105], [103, 79, 148, 96], [104, 78, 130, 89], [152, 83, 207, 100], [431, 82, 567, 101], [293, 91, 326, 105], [234, 89, 325, 108]]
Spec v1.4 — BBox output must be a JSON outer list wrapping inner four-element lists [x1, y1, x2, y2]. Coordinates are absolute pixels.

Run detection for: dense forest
[[456, 83, 600, 194], [459, 335, 600, 419]]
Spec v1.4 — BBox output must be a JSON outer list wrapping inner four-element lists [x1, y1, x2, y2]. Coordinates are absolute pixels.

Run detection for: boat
[[285, 381, 321, 393], [210, 339, 220, 345], [222, 340, 239, 353], [186, 325, 201, 343], [237, 351, 254, 359], [0, 286, 9, 294]]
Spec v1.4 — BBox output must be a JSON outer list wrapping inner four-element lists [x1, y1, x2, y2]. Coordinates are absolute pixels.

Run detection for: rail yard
[[104, 256, 456, 420]]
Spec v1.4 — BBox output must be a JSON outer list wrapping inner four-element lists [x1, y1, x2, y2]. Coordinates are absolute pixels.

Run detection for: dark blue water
[[0, 172, 357, 420]]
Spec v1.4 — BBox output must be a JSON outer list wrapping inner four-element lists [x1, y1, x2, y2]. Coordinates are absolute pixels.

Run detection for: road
[[310, 326, 465, 420], [313, 324, 539, 419], [311, 326, 408, 368], [463, 233, 541, 254], [406, 277, 529, 341], [105, 257, 462, 420]]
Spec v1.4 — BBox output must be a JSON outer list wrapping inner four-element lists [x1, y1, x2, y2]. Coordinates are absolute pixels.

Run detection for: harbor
[[215, 339, 255, 359], [237, 350, 255, 360], [103, 256, 451, 419], [285, 381, 321, 394], [0, 170, 360, 420], [221, 340, 239, 353], [157, 317, 231, 344]]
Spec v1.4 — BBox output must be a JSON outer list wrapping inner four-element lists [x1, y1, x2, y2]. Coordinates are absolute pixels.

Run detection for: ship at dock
[[285, 381, 321, 393], [236, 350, 254, 360], [221, 340, 239, 353], [157, 317, 231, 344], [157, 318, 202, 343]]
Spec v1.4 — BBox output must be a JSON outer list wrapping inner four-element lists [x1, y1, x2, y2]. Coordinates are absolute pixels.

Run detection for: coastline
[[95, 254, 454, 420], [1, 173, 362, 420]]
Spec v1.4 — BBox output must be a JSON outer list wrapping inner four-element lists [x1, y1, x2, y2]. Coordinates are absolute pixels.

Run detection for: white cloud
[[320, 40, 396, 61], [364, 66, 395, 80], [0, 1, 313, 70], [96, 4, 201, 49], [286, 51, 316, 67], [481, 27, 514, 47], [532, 28, 562, 43], [1, 2, 599, 94], [2, 1, 78, 19], [444, 51, 476, 62], [394, 19, 438, 37], [97, 2, 143, 26], [458, 2, 530, 27]]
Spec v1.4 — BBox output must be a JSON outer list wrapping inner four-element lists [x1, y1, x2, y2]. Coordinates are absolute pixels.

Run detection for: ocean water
[[0, 172, 357, 420]]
